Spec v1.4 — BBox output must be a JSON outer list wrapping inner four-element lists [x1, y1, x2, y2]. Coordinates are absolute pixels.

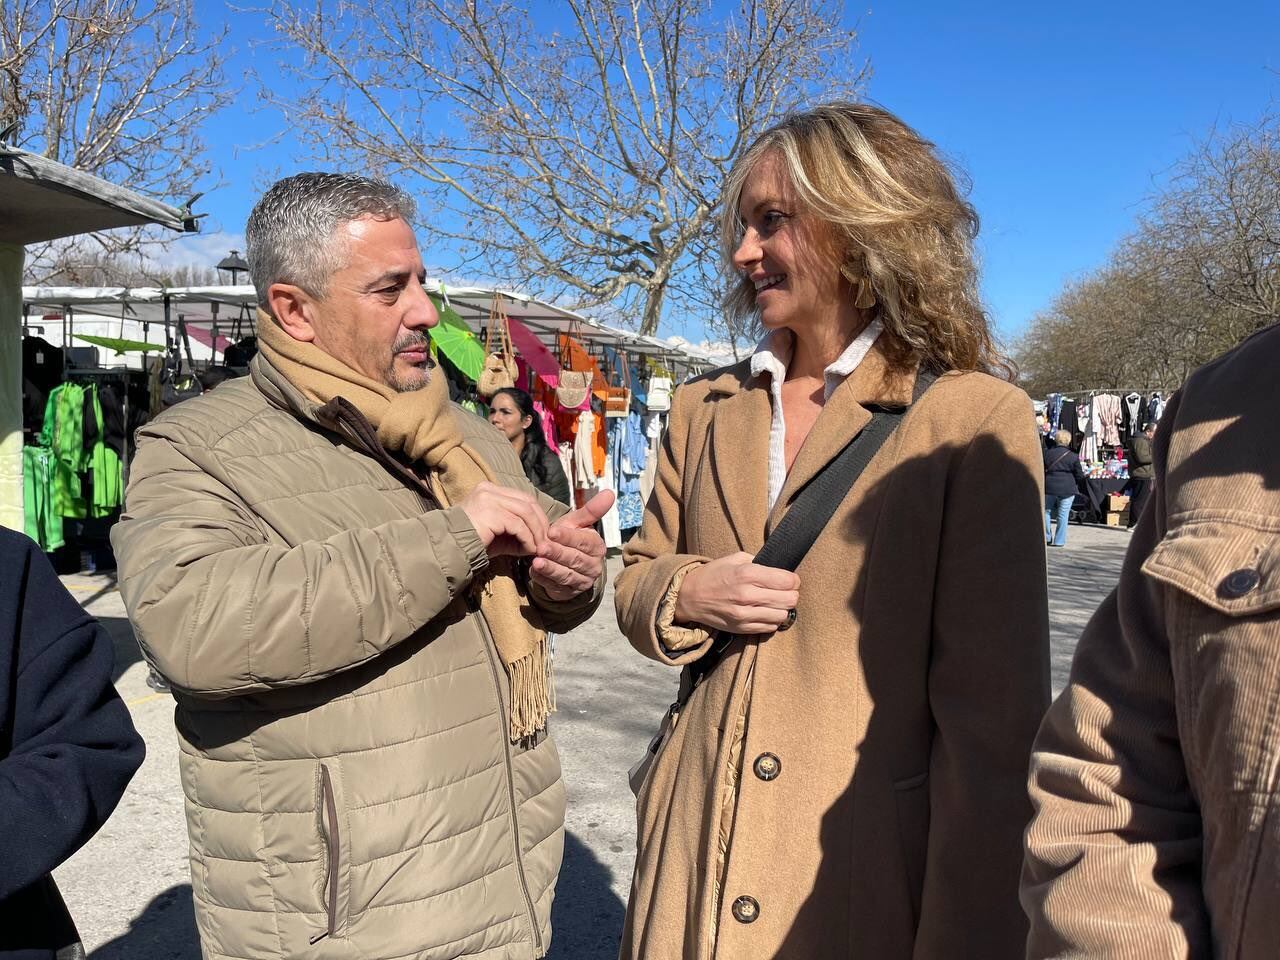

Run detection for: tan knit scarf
[[256, 309, 552, 740]]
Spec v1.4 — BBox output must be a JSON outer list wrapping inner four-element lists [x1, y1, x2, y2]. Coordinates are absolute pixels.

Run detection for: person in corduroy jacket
[[1023, 322, 1280, 957], [0, 527, 144, 960]]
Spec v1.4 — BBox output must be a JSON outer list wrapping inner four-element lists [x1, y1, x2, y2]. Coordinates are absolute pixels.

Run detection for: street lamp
[[216, 250, 250, 286]]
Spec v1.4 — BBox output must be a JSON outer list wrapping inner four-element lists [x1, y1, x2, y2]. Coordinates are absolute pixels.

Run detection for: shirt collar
[[749, 319, 883, 401]]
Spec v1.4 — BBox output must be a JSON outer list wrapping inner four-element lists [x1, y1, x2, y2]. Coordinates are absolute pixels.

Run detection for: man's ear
[[266, 283, 318, 342]]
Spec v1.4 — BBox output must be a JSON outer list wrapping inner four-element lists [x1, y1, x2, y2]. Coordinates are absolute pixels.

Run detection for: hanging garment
[[22, 446, 64, 551], [1148, 393, 1165, 424], [1121, 393, 1143, 443], [557, 442, 574, 487], [1094, 393, 1122, 447], [638, 434, 659, 505], [85, 387, 123, 518], [1079, 397, 1099, 463], [39, 384, 88, 519], [599, 422, 622, 549], [573, 410, 597, 489], [1046, 393, 1063, 432], [615, 414, 646, 531]]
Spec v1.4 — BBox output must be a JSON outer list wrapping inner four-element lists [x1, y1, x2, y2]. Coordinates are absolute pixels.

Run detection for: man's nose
[[403, 278, 439, 330]]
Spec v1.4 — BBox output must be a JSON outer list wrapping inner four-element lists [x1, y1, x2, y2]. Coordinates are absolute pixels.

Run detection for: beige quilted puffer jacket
[[111, 354, 601, 960]]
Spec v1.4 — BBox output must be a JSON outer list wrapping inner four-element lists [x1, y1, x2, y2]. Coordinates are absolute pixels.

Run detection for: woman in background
[[489, 386, 571, 505], [1044, 428, 1085, 546]]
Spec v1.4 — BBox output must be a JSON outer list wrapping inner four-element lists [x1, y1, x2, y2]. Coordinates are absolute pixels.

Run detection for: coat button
[[1221, 568, 1261, 598], [731, 895, 760, 924], [753, 753, 781, 781]]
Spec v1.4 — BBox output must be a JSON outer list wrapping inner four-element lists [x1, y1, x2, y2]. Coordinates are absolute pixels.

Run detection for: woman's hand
[[674, 553, 800, 635]]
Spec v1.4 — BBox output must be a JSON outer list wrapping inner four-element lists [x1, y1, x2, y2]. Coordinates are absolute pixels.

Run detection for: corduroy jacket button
[[753, 753, 781, 781], [1221, 568, 1261, 598], [732, 895, 760, 924]]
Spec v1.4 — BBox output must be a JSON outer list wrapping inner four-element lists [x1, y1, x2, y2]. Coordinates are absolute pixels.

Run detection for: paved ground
[[53, 522, 1130, 958]]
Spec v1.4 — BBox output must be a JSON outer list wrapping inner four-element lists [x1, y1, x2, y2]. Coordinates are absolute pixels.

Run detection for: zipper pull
[[308, 930, 330, 945]]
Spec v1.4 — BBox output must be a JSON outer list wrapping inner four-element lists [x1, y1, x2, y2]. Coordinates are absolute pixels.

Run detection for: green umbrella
[[427, 294, 485, 381], [74, 333, 164, 355]]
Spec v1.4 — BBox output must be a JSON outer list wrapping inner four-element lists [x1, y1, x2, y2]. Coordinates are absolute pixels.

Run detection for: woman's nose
[[732, 227, 761, 272]]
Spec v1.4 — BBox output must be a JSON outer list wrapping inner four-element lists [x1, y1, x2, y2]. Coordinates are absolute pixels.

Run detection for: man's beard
[[384, 332, 432, 393]]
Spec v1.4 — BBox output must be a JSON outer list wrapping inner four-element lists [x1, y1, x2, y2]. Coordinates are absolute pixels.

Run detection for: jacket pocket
[[1143, 514, 1280, 790], [310, 763, 351, 943], [1143, 515, 1280, 617], [892, 771, 930, 931]]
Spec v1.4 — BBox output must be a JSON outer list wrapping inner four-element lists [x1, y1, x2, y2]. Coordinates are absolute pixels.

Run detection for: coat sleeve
[[614, 384, 715, 665], [914, 388, 1052, 959], [0, 543, 144, 897], [1022, 391, 1210, 957], [112, 425, 491, 697]]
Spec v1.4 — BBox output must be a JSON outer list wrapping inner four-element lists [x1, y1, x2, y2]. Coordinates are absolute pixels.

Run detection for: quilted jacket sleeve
[[112, 428, 490, 698]]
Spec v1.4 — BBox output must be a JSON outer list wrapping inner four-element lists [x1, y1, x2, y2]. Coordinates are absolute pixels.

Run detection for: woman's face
[[489, 394, 531, 443], [731, 151, 850, 333]]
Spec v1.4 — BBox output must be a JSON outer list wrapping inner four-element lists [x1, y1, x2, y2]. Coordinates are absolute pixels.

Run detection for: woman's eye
[[762, 210, 788, 230]]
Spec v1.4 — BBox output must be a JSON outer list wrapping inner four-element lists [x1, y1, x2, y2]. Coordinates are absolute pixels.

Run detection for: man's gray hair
[[244, 172, 417, 309]]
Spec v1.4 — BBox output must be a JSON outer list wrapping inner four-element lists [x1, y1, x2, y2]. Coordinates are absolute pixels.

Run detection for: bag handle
[[485, 294, 513, 357], [685, 369, 938, 692]]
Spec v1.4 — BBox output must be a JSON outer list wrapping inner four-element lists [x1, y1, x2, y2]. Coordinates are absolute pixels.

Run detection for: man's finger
[[546, 524, 605, 557], [553, 490, 616, 530], [537, 539, 594, 573]]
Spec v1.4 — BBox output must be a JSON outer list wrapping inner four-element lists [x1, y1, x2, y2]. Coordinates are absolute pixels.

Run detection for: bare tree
[[1015, 112, 1280, 399], [1, 0, 233, 283], [1141, 112, 1280, 329], [262, 0, 868, 336]]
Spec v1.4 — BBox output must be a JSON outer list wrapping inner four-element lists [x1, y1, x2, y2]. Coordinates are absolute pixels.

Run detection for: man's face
[[307, 216, 438, 391]]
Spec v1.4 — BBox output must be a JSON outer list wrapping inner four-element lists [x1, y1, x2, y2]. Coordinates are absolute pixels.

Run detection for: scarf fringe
[[507, 633, 556, 741]]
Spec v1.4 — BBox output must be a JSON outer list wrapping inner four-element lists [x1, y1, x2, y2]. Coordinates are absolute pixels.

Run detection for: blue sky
[[171, 0, 1280, 345]]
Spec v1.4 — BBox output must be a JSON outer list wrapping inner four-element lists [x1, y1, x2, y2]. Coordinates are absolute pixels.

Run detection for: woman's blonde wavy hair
[[720, 102, 1014, 379]]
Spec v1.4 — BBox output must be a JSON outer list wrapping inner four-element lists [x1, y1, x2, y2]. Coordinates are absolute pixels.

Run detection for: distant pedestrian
[[0, 528, 144, 960], [1044, 429, 1084, 546], [1125, 421, 1156, 527]]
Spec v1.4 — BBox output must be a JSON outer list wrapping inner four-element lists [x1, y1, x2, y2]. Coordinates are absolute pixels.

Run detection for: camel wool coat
[[614, 339, 1051, 960]]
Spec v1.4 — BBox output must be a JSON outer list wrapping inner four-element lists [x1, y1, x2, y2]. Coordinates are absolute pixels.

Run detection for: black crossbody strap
[[685, 369, 937, 692]]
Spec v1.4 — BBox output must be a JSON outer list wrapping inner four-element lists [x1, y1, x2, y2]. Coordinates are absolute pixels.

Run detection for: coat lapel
[[707, 371, 773, 554], [767, 339, 918, 535]]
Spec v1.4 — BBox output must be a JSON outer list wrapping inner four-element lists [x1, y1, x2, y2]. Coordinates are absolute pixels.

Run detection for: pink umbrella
[[508, 315, 560, 387]]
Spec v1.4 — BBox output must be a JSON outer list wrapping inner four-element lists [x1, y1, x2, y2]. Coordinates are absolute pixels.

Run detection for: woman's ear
[[520, 415, 533, 430]]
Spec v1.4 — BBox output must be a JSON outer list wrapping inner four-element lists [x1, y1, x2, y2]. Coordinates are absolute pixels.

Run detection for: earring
[[854, 277, 876, 310]]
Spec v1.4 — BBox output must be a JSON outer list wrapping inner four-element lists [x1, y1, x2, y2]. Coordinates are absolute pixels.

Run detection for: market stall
[[19, 281, 717, 561], [1, 141, 195, 535], [1039, 387, 1173, 526]]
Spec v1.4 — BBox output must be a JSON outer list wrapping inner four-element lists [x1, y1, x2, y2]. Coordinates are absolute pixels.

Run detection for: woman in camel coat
[[614, 103, 1051, 960]]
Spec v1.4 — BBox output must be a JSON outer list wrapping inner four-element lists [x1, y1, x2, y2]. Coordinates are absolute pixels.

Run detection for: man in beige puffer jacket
[[111, 173, 608, 960]]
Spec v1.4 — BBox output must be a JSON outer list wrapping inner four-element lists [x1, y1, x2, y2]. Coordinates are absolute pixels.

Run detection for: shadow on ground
[[91, 884, 198, 960], [547, 831, 627, 959]]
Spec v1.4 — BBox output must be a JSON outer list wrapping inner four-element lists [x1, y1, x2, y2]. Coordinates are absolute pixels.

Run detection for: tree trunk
[[639, 280, 668, 338]]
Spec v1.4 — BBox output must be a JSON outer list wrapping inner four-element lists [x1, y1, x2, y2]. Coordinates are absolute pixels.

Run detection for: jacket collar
[[702, 338, 918, 549]]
